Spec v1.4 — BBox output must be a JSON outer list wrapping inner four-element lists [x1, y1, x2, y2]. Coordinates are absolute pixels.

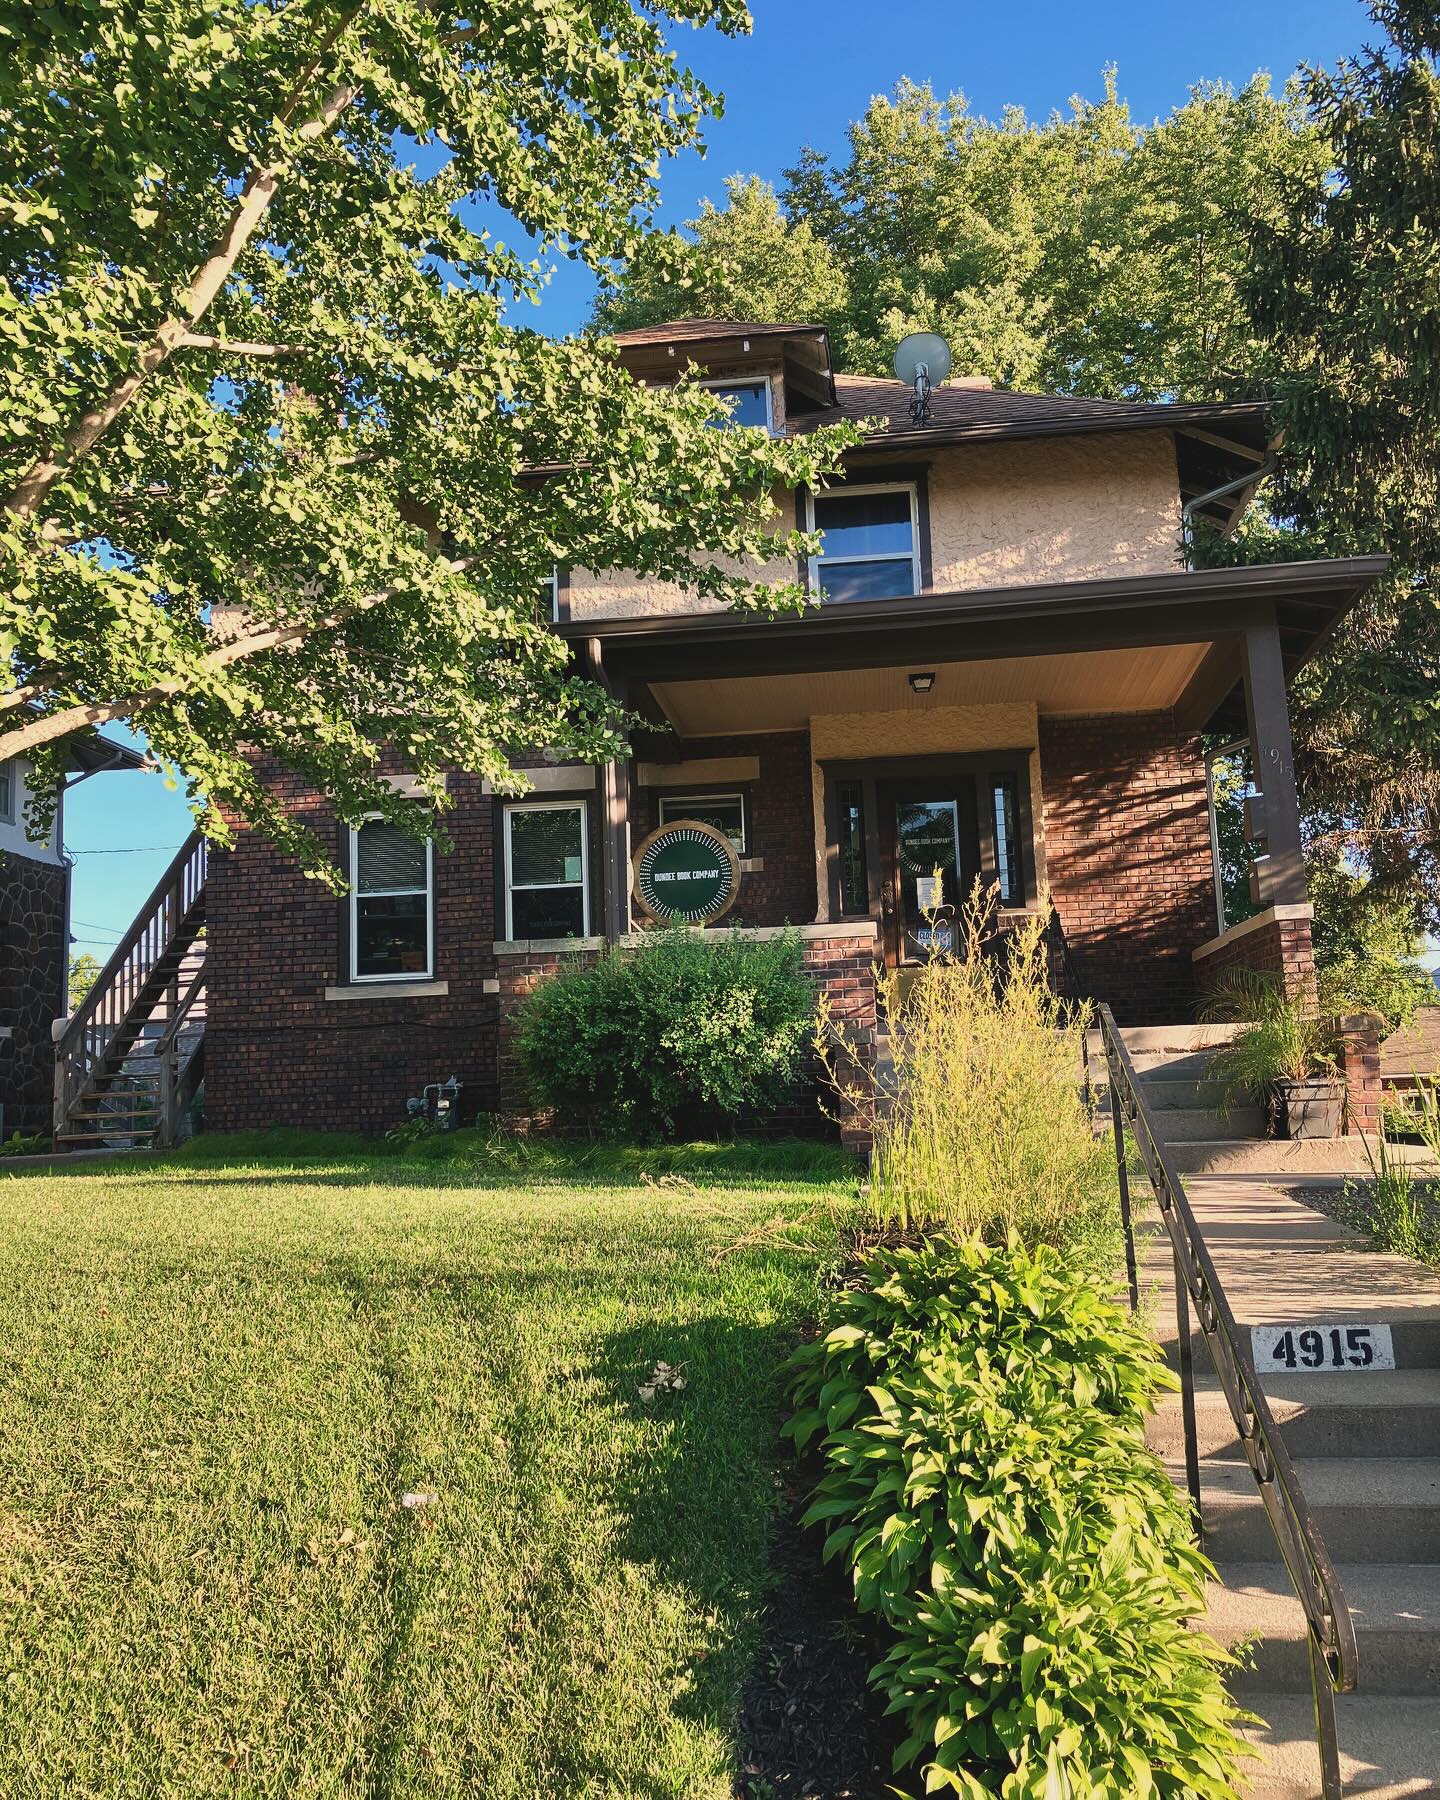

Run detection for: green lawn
[[0, 1131, 858, 1799]]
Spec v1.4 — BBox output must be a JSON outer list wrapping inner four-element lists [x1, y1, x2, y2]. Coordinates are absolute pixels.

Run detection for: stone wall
[[0, 853, 67, 1135], [1039, 711, 1217, 1024]]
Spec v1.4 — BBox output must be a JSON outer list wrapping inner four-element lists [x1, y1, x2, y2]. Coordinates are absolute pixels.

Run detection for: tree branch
[[0, 556, 481, 764], [2, 7, 364, 522], [177, 333, 317, 358]]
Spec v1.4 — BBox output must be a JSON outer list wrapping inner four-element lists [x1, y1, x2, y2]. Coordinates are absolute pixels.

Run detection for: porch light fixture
[[908, 671, 936, 694]]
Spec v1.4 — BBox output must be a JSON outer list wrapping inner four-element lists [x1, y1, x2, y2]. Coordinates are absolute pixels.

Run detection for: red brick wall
[[0, 854, 67, 1135], [1334, 1010, 1383, 1137], [1191, 913, 1317, 1007], [1039, 711, 1216, 1024], [631, 731, 817, 928], [206, 766, 501, 1135]]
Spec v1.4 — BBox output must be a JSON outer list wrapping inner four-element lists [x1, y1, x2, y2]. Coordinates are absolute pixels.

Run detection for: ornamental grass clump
[[787, 1238, 1251, 1800], [822, 883, 1113, 1256], [516, 923, 815, 1136]]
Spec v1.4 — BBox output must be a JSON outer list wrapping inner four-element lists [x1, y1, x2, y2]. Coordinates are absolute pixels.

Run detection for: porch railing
[[1094, 999, 1357, 1798]]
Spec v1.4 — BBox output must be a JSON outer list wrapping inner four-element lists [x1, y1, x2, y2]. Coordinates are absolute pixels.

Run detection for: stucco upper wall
[[562, 425, 1182, 624], [927, 429, 1181, 590]]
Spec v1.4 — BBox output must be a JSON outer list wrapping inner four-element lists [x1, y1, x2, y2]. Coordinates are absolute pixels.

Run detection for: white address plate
[[1251, 1322, 1395, 1374]]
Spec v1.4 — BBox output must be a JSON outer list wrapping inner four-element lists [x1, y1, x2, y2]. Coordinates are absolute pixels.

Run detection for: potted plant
[[1200, 969, 1345, 1140]]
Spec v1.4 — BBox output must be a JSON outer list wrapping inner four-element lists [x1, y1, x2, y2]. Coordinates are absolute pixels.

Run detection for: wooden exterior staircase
[[53, 833, 207, 1149]]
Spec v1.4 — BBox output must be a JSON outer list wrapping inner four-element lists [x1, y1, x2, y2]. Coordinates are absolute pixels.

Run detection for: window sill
[[324, 979, 449, 1001]]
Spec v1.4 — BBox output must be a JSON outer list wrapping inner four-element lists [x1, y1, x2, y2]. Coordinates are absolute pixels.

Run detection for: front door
[[878, 780, 980, 966]]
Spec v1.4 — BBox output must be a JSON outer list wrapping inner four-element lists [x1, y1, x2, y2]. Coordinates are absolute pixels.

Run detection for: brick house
[[1, 732, 145, 1137], [56, 319, 1386, 1144]]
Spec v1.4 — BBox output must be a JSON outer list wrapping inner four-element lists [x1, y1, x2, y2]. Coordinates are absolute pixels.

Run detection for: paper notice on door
[[914, 874, 943, 914]]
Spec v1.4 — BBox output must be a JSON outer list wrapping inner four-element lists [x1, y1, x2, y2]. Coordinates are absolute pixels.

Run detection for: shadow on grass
[[590, 1315, 892, 1800]]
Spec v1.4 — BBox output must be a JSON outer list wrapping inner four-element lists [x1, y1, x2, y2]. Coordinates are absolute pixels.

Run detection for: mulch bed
[[1287, 1177, 1440, 1269], [734, 1467, 899, 1800]]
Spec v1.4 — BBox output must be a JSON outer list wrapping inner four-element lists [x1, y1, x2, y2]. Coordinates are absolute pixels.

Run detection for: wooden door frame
[[819, 752, 1039, 956]]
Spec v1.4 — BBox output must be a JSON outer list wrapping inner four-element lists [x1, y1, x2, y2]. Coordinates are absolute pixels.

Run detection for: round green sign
[[632, 819, 740, 925]]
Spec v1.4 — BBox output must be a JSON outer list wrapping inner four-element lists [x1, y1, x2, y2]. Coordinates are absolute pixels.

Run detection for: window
[[701, 378, 773, 432], [0, 760, 12, 824], [991, 773, 1023, 905], [350, 819, 433, 981], [544, 568, 559, 621], [836, 780, 868, 915], [807, 483, 919, 602], [505, 802, 589, 939], [657, 792, 747, 853]]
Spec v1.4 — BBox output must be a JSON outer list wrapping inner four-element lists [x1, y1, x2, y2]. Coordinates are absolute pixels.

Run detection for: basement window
[[350, 819, 434, 981], [807, 482, 919, 602], [505, 801, 590, 939], [658, 792, 747, 853]]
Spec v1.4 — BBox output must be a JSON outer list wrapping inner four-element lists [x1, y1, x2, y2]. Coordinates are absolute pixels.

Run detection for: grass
[[0, 1131, 859, 1799]]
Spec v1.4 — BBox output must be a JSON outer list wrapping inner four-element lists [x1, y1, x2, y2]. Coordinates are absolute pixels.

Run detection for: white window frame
[[545, 567, 560, 621], [0, 759, 13, 824], [805, 480, 921, 601], [699, 375, 775, 435], [348, 817, 435, 984], [504, 799, 590, 940], [658, 791, 748, 855]]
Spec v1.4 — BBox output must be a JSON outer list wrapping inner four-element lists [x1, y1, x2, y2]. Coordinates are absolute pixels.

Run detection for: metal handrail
[[1096, 1001, 1357, 1798]]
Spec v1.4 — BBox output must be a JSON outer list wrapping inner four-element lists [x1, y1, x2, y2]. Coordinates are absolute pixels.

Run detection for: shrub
[[821, 884, 1113, 1259], [787, 1239, 1250, 1800], [516, 924, 816, 1135]]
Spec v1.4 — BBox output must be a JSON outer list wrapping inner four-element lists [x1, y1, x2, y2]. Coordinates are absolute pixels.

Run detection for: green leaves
[[787, 1238, 1251, 1799]]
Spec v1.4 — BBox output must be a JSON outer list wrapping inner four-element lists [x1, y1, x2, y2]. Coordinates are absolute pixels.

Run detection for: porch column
[[1242, 611, 1307, 908], [599, 756, 631, 942]]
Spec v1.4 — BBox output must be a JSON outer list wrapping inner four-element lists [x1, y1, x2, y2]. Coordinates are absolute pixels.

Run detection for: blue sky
[[64, 0, 1372, 957]]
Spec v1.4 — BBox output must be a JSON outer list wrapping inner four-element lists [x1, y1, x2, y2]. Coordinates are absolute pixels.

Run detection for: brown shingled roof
[[1380, 1006, 1440, 1080], [608, 318, 825, 346], [795, 372, 1269, 450]]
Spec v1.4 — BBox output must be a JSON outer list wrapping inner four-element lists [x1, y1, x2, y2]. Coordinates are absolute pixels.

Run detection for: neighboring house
[[58, 318, 1388, 1142], [1379, 1007, 1440, 1097], [0, 735, 144, 1137]]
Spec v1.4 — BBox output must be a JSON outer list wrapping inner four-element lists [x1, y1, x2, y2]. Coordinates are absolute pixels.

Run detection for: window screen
[[351, 821, 432, 980], [506, 803, 589, 939]]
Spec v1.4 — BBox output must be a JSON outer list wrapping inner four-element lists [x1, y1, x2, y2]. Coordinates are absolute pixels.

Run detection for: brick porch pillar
[[1334, 1010, 1384, 1137]]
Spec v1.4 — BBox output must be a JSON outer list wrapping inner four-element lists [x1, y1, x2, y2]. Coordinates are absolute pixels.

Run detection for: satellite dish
[[893, 332, 952, 424]]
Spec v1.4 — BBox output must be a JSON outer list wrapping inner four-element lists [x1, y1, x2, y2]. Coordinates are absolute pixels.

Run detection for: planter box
[[1277, 1076, 1345, 1141]]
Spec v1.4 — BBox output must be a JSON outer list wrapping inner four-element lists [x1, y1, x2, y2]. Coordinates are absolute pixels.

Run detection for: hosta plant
[[786, 1238, 1252, 1799]]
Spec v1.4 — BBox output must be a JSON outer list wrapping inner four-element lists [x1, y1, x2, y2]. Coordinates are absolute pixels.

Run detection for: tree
[[1223, 0, 1440, 928], [67, 951, 101, 1012], [0, 0, 854, 874], [1309, 859, 1435, 1031]]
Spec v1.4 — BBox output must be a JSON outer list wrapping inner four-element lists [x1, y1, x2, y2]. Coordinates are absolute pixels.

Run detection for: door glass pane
[[895, 798, 960, 961], [896, 800, 959, 875], [355, 821, 426, 893], [814, 489, 912, 557], [355, 893, 428, 976], [510, 886, 586, 939], [708, 382, 769, 428], [816, 557, 914, 603], [510, 806, 583, 886], [837, 780, 867, 915]]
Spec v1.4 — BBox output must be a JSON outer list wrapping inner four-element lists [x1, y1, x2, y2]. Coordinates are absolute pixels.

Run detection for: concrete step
[[1148, 1372, 1440, 1459], [1158, 1315, 1440, 1378], [1133, 1076, 1231, 1110], [1161, 1137, 1435, 1177], [1205, 1561, 1440, 1697], [1240, 1691, 1440, 1797], [1177, 1457, 1440, 1563], [1155, 1106, 1267, 1142]]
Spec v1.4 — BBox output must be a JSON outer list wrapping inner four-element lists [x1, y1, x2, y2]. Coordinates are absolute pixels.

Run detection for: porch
[[560, 557, 1386, 1025]]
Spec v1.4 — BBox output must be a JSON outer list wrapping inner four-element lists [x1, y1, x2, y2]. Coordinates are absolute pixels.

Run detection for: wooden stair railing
[[54, 832, 208, 1147]]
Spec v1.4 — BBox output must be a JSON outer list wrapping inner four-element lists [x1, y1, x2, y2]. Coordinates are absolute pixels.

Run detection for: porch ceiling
[[565, 556, 1389, 733], [649, 643, 1213, 736]]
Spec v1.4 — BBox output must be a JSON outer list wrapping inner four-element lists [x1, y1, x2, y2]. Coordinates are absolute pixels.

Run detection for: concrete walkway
[[1141, 1177, 1440, 1800]]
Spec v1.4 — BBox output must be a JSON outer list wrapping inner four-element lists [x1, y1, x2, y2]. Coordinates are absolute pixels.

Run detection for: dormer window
[[701, 378, 773, 432], [806, 482, 920, 603]]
